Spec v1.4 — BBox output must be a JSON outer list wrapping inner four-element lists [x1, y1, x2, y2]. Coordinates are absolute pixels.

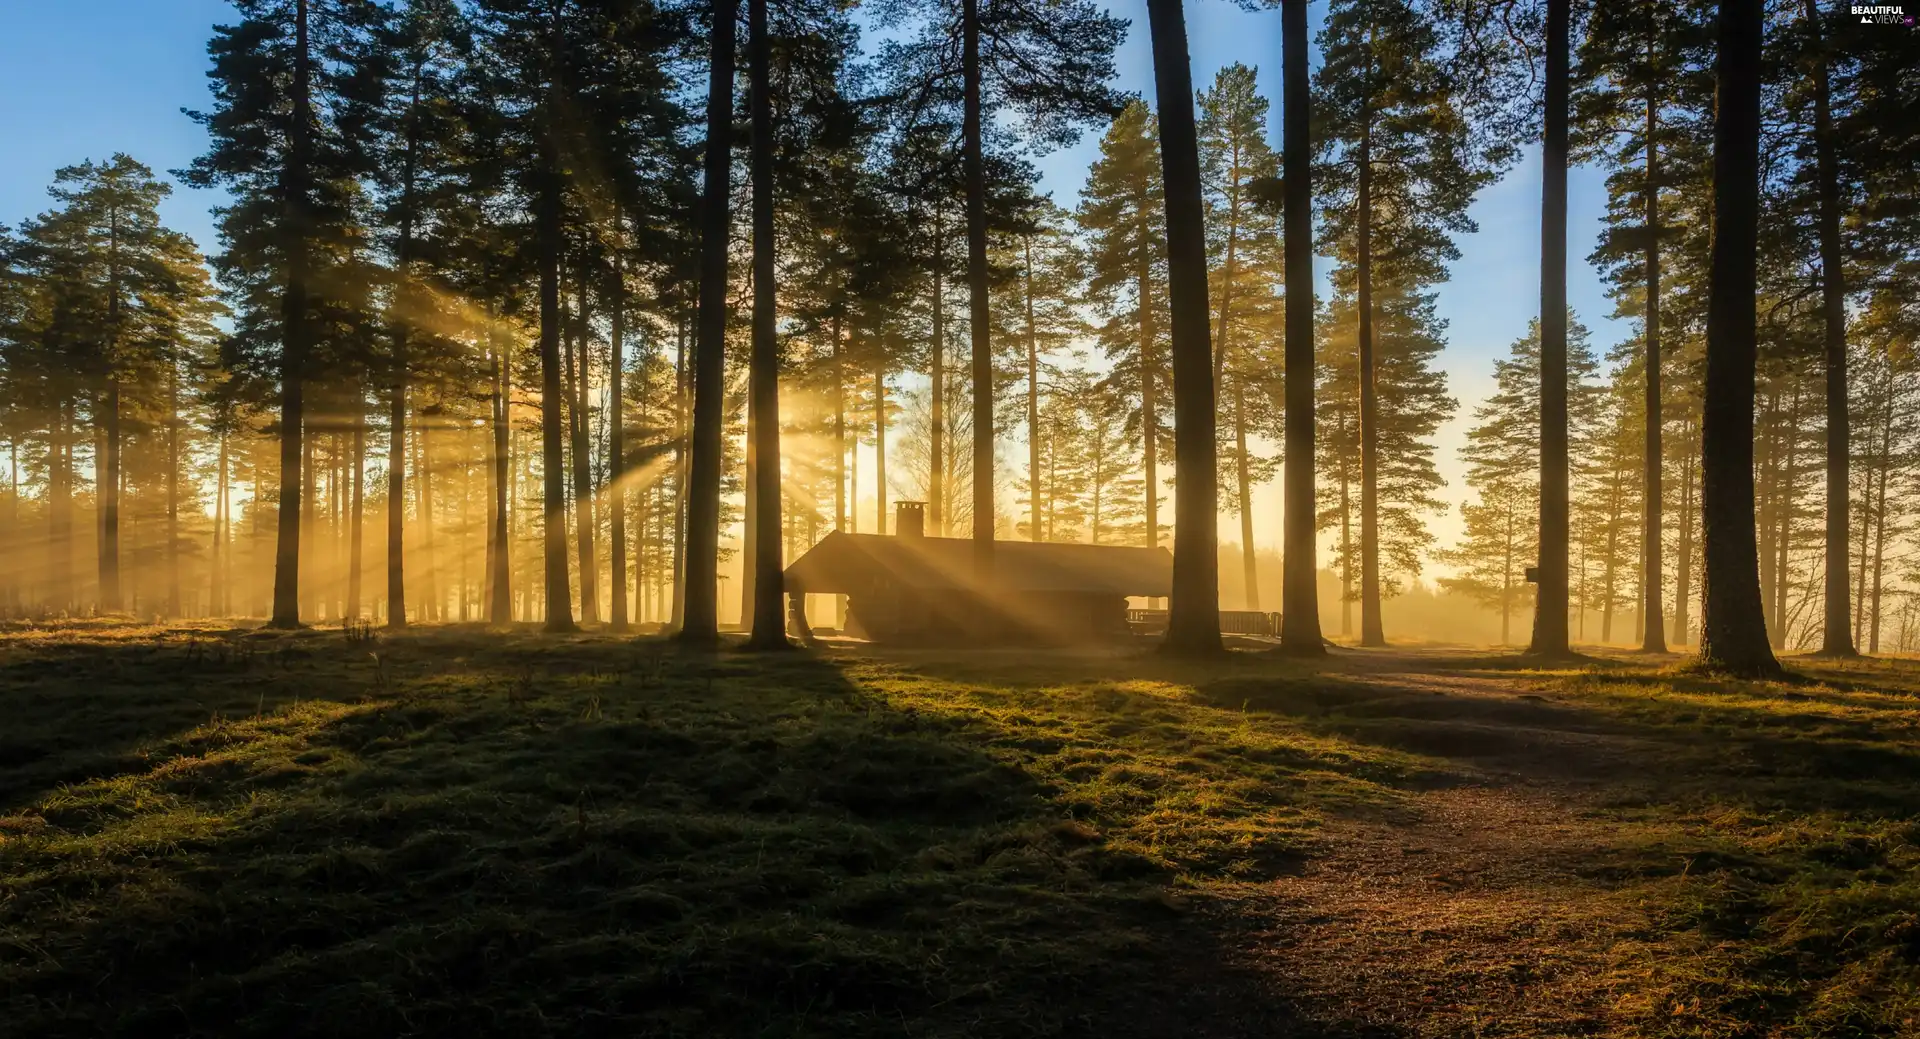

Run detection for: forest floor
[[2, 622, 1918, 1037]]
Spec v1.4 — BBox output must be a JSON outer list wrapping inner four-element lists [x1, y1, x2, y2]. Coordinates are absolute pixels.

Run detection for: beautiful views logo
[[1851, 4, 1915, 24]]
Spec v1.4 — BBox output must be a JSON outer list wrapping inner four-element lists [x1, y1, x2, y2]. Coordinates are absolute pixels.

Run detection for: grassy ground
[[1, 623, 1917, 1037]]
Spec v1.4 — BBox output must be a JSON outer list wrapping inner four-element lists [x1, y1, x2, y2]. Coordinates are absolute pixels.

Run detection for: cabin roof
[[783, 532, 1173, 597]]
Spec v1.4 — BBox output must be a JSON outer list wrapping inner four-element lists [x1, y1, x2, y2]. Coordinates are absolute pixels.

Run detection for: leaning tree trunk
[[1147, 0, 1221, 655], [1804, 0, 1856, 656], [680, 0, 737, 644], [745, 0, 787, 650], [1279, 0, 1325, 655], [1529, 0, 1572, 658], [963, 0, 994, 571], [269, 0, 313, 630], [1697, 0, 1781, 677]]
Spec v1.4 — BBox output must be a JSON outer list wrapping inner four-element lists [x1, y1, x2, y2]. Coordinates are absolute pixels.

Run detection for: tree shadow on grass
[[1, 632, 1383, 1039]]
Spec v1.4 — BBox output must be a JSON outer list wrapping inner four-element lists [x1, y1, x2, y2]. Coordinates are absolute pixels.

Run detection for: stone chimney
[[895, 501, 926, 539]]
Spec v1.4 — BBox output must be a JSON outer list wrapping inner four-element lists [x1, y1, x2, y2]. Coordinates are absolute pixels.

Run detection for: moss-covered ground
[[2, 623, 1917, 1036]]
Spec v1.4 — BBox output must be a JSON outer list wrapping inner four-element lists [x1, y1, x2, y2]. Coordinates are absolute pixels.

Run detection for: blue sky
[[0, 0, 1631, 562]]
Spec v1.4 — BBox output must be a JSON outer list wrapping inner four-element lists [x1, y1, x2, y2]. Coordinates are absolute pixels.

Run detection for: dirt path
[[1204, 652, 1673, 1036]]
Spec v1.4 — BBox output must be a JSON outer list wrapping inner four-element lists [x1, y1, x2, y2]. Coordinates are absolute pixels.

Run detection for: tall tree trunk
[[1805, 0, 1856, 656], [1147, 0, 1221, 655], [746, 0, 787, 650], [1217, 148, 1255, 612], [1501, 514, 1514, 645], [1640, 51, 1669, 652], [489, 328, 512, 623], [1697, 0, 1781, 677], [1024, 237, 1042, 541], [166, 363, 182, 618], [930, 214, 946, 534], [1869, 410, 1890, 652], [671, 314, 688, 630], [51, 401, 71, 613], [348, 403, 365, 620], [212, 435, 229, 616], [1139, 203, 1158, 554], [302, 422, 317, 618], [963, 0, 993, 573], [1773, 382, 1804, 644], [100, 378, 123, 613], [1235, 382, 1257, 610], [875, 361, 888, 532], [269, 0, 312, 629], [1280, 0, 1324, 654], [569, 263, 600, 624], [1673, 431, 1696, 645], [1530, 0, 1572, 658], [386, 58, 424, 630], [680, 0, 736, 644], [609, 222, 630, 631], [537, 141, 576, 632], [419, 426, 438, 622], [1356, 83, 1384, 647]]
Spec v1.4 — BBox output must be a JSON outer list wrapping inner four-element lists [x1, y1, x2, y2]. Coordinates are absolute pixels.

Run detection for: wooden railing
[[1126, 609, 1282, 637]]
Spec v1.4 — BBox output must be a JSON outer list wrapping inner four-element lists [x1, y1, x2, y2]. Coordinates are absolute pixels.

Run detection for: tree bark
[[875, 361, 888, 532], [1529, 0, 1572, 658], [930, 213, 946, 534], [1640, 45, 1669, 652], [100, 195, 124, 613], [266, 0, 313, 629], [1356, 86, 1383, 647], [212, 435, 228, 616], [1804, 0, 1856, 656], [537, 134, 576, 632], [1696, 0, 1781, 677], [1024, 237, 1042, 541], [1235, 382, 1257, 610], [101, 377, 122, 612], [680, 0, 736, 644], [1280, 0, 1324, 654], [963, 0, 993, 571], [489, 328, 512, 623], [569, 262, 600, 624], [609, 219, 630, 631], [1146, 0, 1221, 654], [746, 0, 788, 650], [348, 397, 365, 620]]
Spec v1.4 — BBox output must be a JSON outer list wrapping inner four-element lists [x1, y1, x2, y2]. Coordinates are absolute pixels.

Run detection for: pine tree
[[185, 0, 384, 628], [1316, 0, 1497, 646], [1279, 0, 1325, 654], [1198, 63, 1282, 611], [681, 0, 739, 643], [1696, 0, 1781, 677], [1078, 101, 1168, 552], [877, 0, 1122, 579], [1442, 315, 1599, 644], [1575, 0, 1714, 653]]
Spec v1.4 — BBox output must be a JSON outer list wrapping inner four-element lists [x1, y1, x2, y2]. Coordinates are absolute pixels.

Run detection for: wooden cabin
[[783, 502, 1173, 644]]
